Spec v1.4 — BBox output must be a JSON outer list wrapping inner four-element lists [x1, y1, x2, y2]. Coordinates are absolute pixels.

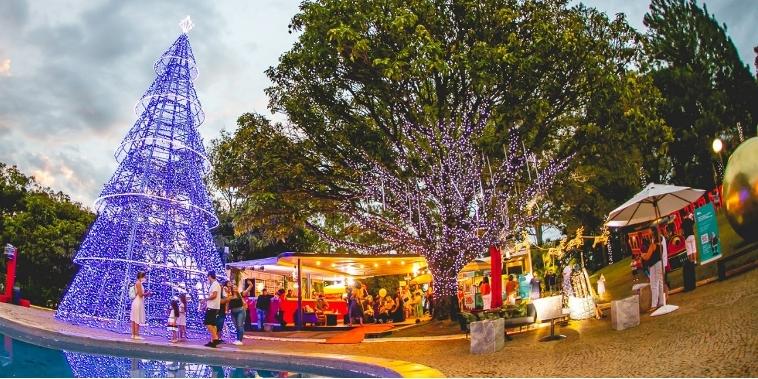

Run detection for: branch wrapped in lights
[[307, 113, 572, 298], [56, 25, 226, 336]]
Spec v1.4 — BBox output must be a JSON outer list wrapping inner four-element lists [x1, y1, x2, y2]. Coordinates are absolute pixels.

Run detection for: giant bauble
[[722, 137, 758, 242]]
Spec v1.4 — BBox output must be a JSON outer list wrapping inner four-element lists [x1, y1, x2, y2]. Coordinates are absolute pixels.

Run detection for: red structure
[[489, 245, 503, 309], [626, 186, 722, 269], [0, 244, 30, 307]]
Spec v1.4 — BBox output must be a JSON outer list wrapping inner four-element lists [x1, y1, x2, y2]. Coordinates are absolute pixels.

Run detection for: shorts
[[204, 309, 219, 326]]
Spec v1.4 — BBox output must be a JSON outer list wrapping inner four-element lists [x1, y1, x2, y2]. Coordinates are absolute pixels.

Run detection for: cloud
[[0, 59, 9, 76], [0, 0, 752, 206], [0, 0, 301, 204]]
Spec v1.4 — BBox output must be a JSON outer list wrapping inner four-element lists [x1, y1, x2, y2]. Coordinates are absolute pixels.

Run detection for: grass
[[589, 209, 755, 302]]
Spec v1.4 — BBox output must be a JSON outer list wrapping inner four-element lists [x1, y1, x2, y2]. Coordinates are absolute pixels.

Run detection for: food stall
[[227, 252, 427, 326]]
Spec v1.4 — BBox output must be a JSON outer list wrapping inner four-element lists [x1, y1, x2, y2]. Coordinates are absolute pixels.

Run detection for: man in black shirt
[[682, 212, 697, 263], [256, 288, 274, 331]]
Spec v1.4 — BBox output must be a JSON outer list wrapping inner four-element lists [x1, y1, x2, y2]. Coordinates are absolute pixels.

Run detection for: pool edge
[[0, 304, 444, 378]]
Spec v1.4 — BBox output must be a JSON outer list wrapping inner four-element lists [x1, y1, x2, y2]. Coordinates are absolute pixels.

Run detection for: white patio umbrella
[[606, 183, 705, 316], [606, 183, 706, 227]]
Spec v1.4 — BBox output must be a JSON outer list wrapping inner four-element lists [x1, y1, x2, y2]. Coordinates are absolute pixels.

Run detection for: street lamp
[[712, 137, 724, 187], [712, 138, 723, 154]]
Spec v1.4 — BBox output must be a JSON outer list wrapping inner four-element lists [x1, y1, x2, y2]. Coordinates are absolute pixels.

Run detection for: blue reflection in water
[[1, 333, 311, 378]]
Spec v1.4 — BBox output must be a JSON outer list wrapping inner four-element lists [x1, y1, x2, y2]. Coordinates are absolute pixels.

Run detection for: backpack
[[128, 284, 136, 300]]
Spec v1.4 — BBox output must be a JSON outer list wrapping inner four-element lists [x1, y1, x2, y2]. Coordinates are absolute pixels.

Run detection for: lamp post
[[712, 138, 724, 186]]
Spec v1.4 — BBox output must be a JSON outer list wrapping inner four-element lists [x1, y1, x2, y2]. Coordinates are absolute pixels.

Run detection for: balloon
[[379, 288, 387, 298], [722, 137, 758, 242]]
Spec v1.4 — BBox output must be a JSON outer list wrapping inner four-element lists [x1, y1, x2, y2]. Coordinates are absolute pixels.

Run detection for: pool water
[[0, 333, 318, 378]]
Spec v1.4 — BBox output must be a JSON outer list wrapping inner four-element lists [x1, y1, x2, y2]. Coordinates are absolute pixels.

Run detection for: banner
[[695, 203, 722, 265]]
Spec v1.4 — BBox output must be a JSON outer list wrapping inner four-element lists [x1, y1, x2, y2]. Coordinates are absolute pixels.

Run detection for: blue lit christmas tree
[[56, 17, 225, 335]]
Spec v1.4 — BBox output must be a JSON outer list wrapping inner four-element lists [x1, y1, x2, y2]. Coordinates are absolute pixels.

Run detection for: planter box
[[611, 295, 640, 331], [469, 318, 505, 354]]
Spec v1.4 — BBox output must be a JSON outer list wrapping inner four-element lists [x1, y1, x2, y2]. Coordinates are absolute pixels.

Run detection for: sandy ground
[[243, 268, 758, 377]]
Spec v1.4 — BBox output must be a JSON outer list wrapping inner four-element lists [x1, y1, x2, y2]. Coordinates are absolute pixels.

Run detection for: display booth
[[457, 246, 533, 312], [227, 252, 427, 327]]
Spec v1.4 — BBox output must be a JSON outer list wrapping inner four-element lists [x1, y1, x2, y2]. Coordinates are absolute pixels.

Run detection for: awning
[[276, 252, 427, 278], [461, 257, 490, 272], [410, 273, 432, 285]]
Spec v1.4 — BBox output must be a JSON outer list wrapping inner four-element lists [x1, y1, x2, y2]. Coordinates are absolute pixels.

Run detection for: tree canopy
[[644, 0, 758, 189], [0, 163, 95, 307], [214, 0, 670, 253]]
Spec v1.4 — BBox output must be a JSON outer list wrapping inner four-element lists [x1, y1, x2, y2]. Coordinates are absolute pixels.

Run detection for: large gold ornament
[[722, 137, 758, 242]]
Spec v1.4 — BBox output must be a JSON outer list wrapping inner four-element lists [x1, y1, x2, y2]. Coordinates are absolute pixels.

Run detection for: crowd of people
[[346, 282, 433, 326], [128, 271, 435, 347], [129, 270, 257, 348]]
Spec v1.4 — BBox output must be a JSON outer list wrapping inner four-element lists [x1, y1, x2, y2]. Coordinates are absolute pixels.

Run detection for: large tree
[[644, 0, 758, 189], [216, 0, 670, 314], [0, 163, 95, 307]]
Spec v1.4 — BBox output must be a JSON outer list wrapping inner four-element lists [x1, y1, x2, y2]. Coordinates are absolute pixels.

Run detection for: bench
[[458, 304, 537, 337]]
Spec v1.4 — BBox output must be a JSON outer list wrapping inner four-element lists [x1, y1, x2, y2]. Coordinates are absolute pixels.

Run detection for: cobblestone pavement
[[244, 268, 758, 377]]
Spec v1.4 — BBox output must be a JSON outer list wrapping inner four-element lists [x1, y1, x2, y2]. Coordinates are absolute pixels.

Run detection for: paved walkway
[[241, 269, 758, 377]]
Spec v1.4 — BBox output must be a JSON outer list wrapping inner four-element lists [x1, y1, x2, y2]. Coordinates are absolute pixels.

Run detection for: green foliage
[[218, 0, 670, 249], [643, 0, 758, 190], [0, 163, 95, 307]]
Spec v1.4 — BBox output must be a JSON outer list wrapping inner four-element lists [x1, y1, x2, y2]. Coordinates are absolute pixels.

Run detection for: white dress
[[130, 282, 146, 325], [597, 277, 606, 296], [167, 308, 177, 331]]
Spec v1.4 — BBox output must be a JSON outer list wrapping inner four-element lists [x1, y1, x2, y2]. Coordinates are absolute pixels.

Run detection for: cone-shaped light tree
[[56, 17, 225, 334]]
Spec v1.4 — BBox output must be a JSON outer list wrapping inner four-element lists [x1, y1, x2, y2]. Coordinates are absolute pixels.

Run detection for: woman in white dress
[[130, 271, 150, 339]]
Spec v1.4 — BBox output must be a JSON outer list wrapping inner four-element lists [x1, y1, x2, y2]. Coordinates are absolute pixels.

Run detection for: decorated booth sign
[[695, 203, 722, 265]]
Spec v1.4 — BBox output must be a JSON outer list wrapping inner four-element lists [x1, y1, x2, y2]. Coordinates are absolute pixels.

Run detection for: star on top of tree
[[179, 16, 194, 34]]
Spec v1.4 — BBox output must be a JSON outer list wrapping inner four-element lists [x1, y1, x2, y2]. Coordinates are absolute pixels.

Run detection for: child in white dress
[[177, 294, 188, 340]]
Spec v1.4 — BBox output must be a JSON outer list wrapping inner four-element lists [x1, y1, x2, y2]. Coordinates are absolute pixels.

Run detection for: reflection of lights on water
[[63, 352, 300, 378]]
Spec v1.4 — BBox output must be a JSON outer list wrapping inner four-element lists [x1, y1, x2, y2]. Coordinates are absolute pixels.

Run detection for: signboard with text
[[695, 203, 722, 265]]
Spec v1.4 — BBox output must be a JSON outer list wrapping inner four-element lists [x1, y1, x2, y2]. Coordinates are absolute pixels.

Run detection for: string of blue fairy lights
[[55, 30, 227, 337]]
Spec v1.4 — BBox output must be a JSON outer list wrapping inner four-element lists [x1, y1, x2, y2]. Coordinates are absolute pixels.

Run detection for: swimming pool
[[0, 333, 321, 378]]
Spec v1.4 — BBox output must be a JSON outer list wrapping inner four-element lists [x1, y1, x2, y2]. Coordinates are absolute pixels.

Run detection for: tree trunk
[[430, 269, 460, 321], [535, 221, 544, 246]]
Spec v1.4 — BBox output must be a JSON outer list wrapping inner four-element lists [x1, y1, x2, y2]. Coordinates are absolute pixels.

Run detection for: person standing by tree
[[255, 288, 274, 331], [682, 212, 697, 263], [641, 228, 665, 311], [215, 279, 230, 344], [130, 271, 150, 340], [275, 289, 288, 328], [425, 285, 434, 318], [226, 281, 246, 346], [202, 271, 221, 348]]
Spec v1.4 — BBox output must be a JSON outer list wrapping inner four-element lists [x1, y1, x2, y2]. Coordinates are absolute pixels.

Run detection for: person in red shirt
[[479, 276, 491, 295]]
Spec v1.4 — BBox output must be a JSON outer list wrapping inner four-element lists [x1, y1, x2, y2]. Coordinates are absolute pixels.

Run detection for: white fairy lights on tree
[[310, 113, 571, 299]]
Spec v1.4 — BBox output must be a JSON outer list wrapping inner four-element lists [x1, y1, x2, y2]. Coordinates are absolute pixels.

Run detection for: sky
[[1, 0, 756, 207]]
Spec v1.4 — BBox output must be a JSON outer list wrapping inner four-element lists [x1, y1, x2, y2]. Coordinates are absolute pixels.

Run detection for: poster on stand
[[695, 203, 722, 265]]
